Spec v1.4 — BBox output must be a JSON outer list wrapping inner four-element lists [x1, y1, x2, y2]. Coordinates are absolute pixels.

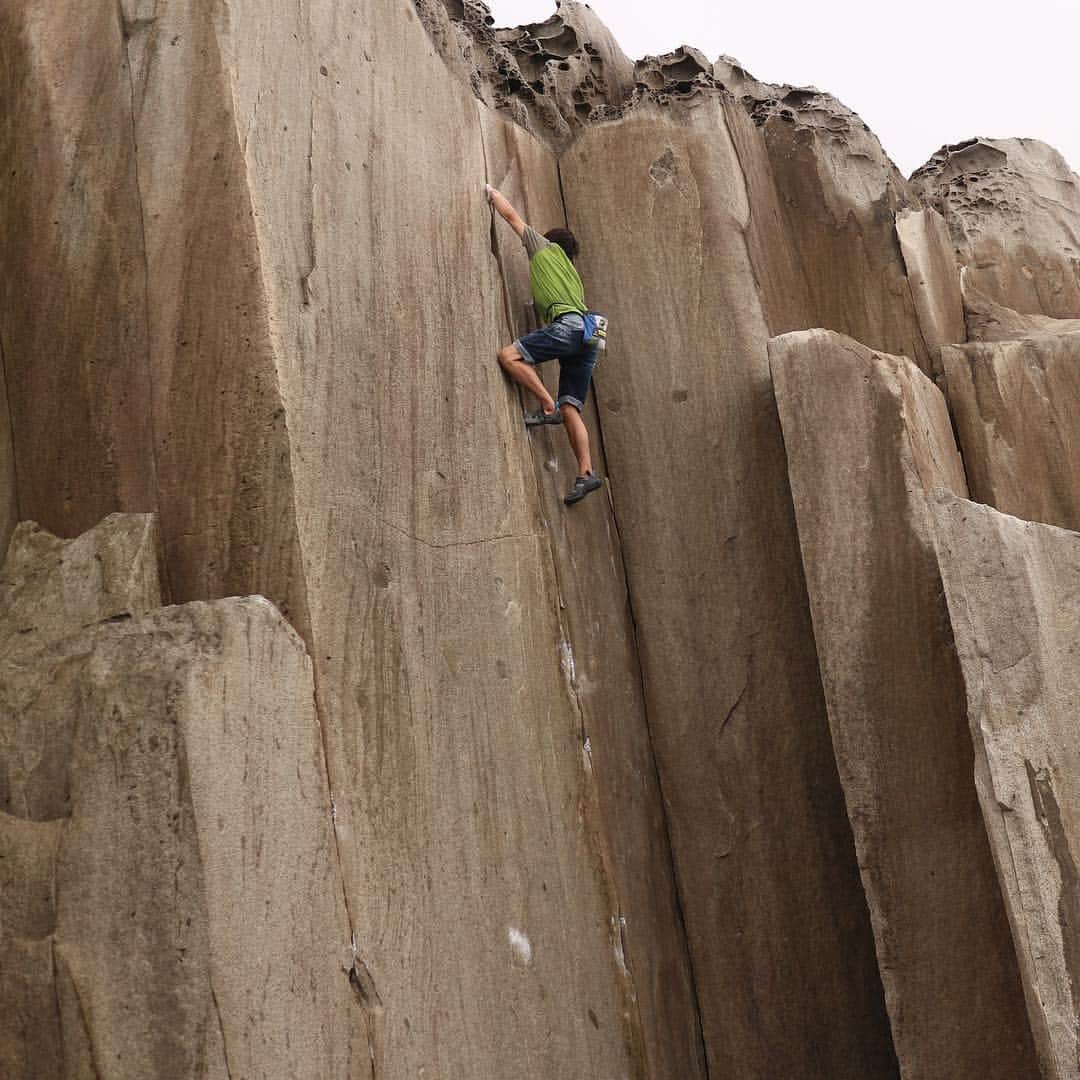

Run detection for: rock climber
[[486, 183, 603, 505]]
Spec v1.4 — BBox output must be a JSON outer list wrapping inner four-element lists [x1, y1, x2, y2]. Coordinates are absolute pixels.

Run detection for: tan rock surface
[[942, 332, 1080, 532], [896, 207, 967, 373], [220, 2, 650, 1075], [562, 100, 896, 1077], [914, 138, 1080, 317], [735, 80, 933, 372], [0, 0, 310, 625], [52, 597, 362, 1079], [935, 495, 1080, 1079], [770, 329, 1039, 1079], [482, 107, 707, 1080], [962, 275, 1080, 342], [0, 514, 161, 819], [0, 517, 362, 1078]]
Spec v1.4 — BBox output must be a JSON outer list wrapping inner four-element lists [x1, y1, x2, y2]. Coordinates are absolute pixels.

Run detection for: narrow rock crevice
[[348, 958, 386, 1080], [0, 328, 21, 527], [116, 0, 168, 599], [210, 983, 235, 1080]]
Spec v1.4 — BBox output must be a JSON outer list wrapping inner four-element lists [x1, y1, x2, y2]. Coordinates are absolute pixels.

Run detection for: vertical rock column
[[942, 331, 1080, 531], [770, 329, 1039, 1078], [481, 105, 707, 1080], [0, 516, 362, 1079], [935, 495, 1080, 1078], [216, 0, 647, 1075], [561, 97, 896, 1078]]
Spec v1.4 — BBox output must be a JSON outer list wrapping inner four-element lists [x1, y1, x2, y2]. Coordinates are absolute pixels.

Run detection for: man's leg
[[561, 404, 593, 477], [497, 345, 556, 414]]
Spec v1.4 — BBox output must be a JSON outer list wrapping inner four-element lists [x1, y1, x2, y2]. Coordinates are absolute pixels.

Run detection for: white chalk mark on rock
[[508, 927, 533, 967]]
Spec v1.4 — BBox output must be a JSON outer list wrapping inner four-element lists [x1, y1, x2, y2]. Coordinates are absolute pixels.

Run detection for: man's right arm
[[485, 185, 526, 238]]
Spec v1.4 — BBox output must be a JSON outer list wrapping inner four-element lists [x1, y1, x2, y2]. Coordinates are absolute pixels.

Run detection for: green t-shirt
[[523, 226, 586, 324]]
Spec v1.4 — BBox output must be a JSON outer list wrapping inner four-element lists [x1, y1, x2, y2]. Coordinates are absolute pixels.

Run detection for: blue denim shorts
[[514, 313, 599, 411]]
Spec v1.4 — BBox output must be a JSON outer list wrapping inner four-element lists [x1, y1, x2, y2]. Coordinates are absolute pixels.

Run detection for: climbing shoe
[[524, 407, 562, 427], [564, 473, 603, 505]]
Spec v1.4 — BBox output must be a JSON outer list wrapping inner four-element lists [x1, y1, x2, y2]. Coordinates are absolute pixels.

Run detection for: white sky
[[487, 0, 1080, 177]]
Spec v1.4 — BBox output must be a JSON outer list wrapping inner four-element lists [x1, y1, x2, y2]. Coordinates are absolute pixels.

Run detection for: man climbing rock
[[486, 183, 603, 505]]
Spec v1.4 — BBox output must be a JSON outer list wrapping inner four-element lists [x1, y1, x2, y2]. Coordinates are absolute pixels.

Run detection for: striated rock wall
[[943, 331, 1080, 532], [562, 98, 896, 1077]]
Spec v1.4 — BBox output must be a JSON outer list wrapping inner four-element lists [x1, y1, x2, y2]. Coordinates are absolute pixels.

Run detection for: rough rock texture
[[0, 0, 310, 626], [0, 517, 361, 1078], [562, 100, 896, 1078], [935, 495, 1080, 1078], [414, 0, 633, 148], [942, 331, 1080, 532], [914, 138, 1080, 318], [0, 515, 163, 819], [0, 374, 15, 555], [770, 330, 1039, 1079]]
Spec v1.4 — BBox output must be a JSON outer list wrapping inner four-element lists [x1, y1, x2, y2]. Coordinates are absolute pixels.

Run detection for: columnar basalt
[[770, 330, 1040, 1079], [0, 517, 361, 1079], [935, 496, 1080, 1078], [5, 0, 1080, 1077]]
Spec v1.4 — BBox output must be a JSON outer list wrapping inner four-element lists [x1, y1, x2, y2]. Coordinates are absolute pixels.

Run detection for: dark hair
[[544, 228, 579, 262]]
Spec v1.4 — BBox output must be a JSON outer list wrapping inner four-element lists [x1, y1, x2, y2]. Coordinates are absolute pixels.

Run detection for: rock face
[[942, 332, 1080, 532], [0, 516, 361, 1078], [896, 207, 968, 373], [414, 0, 633, 148], [914, 138, 1080, 317], [935, 496, 1080, 1078], [770, 330, 1039, 1079], [562, 100, 896, 1077], [961, 275, 1080, 342], [6, 0, 1080, 1077]]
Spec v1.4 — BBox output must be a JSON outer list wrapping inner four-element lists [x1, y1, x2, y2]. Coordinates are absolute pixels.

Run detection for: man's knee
[[497, 345, 520, 370]]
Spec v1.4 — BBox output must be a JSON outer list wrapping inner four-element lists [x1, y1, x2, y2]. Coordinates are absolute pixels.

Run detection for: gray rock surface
[[942, 331, 1080, 532], [935, 495, 1080, 1079], [771, 329, 1039, 1079], [481, 107, 707, 1080], [914, 138, 1080, 318]]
